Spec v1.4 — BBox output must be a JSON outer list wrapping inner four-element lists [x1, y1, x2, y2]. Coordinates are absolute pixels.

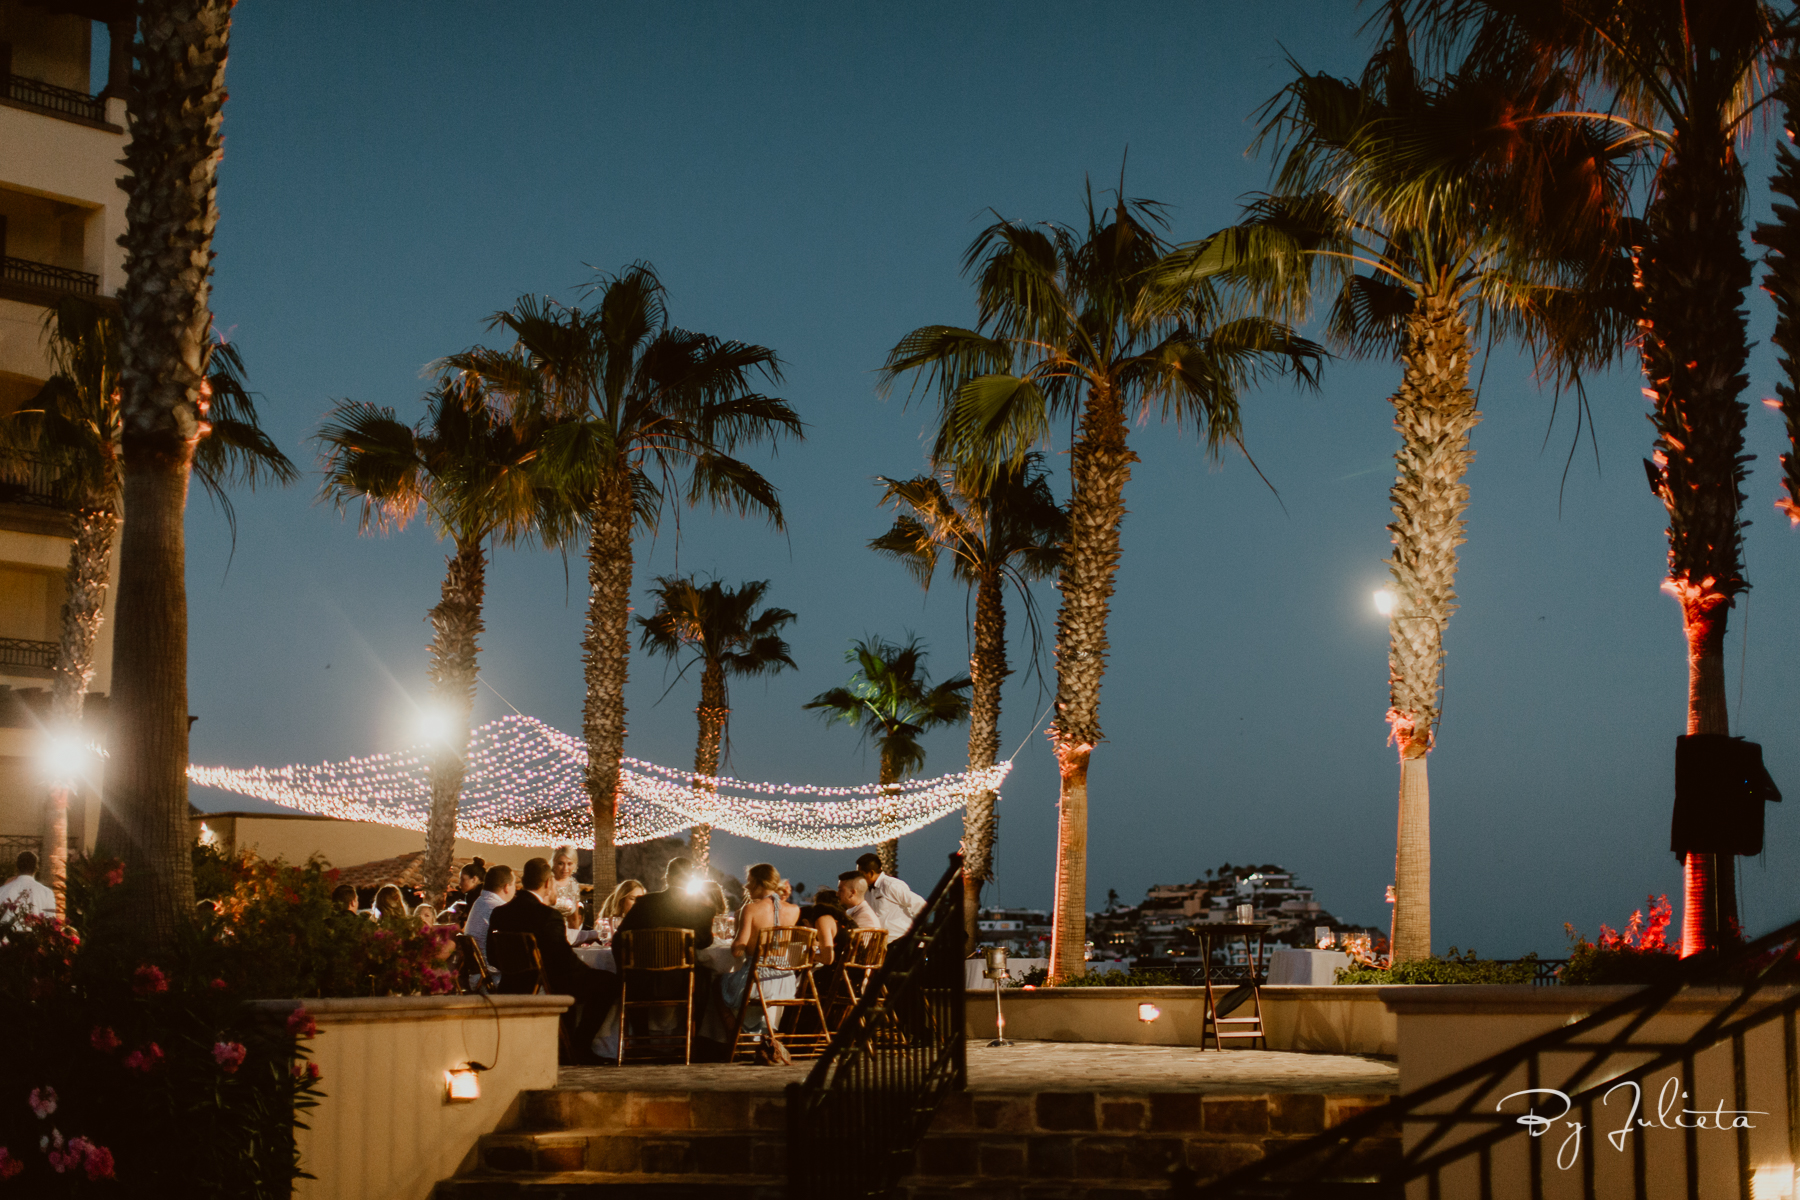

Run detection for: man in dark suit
[[488, 856, 618, 1061], [616, 856, 716, 950]]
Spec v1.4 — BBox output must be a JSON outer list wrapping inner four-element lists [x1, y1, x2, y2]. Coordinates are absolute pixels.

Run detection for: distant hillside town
[[977, 863, 1388, 970]]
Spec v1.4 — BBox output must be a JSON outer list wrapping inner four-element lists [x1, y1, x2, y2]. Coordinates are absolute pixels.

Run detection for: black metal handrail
[[1192, 916, 1800, 1199], [787, 851, 966, 1199], [2, 73, 108, 123], [0, 454, 74, 510], [1, 256, 100, 297], [0, 639, 58, 672]]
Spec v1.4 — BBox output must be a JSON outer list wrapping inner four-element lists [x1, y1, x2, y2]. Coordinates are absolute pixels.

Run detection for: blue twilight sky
[[173, 2, 1800, 956]]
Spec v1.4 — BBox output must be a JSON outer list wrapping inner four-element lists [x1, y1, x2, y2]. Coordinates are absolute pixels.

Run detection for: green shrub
[[1335, 947, 1539, 985], [1012, 966, 1183, 987]]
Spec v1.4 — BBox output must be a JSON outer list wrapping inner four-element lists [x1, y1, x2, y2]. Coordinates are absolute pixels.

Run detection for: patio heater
[[983, 946, 1014, 1047]]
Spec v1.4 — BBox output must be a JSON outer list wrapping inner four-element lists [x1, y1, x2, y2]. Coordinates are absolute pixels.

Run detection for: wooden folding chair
[[454, 934, 494, 995], [823, 927, 887, 1031], [485, 932, 548, 995], [730, 926, 831, 1062], [614, 927, 695, 1065]]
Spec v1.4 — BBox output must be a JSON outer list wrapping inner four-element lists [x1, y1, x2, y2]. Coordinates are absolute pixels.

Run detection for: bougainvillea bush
[[0, 851, 458, 1197], [1561, 895, 1684, 985]]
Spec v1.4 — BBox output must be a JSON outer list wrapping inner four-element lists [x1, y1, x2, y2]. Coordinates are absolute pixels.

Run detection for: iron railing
[[1192, 917, 1800, 1199], [1488, 956, 1571, 986], [0, 639, 57, 672], [3, 73, 108, 123], [0, 455, 73, 509], [787, 850, 967, 1199], [1, 256, 100, 298]]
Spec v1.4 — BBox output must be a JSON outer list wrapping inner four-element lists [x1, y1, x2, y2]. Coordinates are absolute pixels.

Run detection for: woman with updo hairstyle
[[373, 884, 407, 921], [718, 864, 802, 1062], [599, 878, 647, 921]]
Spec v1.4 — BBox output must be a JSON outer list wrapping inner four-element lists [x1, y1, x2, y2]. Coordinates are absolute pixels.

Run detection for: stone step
[[434, 1172, 780, 1199]]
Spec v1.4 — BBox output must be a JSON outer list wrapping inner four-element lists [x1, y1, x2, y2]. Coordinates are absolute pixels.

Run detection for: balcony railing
[[0, 639, 58, 672], [1, 256, 99, 298], [3, 73, 108, 124], [0, 454, 74, 510]]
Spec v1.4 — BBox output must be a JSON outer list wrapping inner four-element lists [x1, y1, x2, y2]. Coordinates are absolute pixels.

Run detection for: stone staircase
[[433, 1080, 1397, 1198]]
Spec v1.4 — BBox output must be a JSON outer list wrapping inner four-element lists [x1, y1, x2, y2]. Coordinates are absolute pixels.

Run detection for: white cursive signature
[[1496, 1078, 1765, 1169]]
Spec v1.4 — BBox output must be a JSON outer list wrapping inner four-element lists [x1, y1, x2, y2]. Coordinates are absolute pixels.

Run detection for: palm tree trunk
[[690, 660, 726, 872], [963, 564, 1006, 945], [1638, 139, 1753, 957], [422, 541, 485, 901], [1385, 293, 1479, 965], [43, 504, 120, 917], [583, 478, 635, 901], [1048, 384, 1135, 983], [110, 0, 233, 949], [877, 746, 899, 876]]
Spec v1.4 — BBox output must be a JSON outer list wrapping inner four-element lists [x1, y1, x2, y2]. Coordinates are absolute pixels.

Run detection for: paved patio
[[557, 1039, 1399, 1095]]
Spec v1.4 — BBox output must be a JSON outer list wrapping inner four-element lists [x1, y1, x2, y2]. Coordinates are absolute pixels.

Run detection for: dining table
[[570, 938, 741, 1058]]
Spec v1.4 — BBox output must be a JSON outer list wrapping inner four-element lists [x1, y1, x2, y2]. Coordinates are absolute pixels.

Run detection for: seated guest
[[857, 853, 925, 940], [372, 884, 408, 921], [414, 904, 438, 926], [0, 851, 56, 924], [700, 880, 730, 917], [465, 865, 515, 961], [598, 878, 646, 923], [616, 857, 714, 951], [330, 883, 359, 914], [446, 859, 486, 922], [800, 888, 848, 966], [488, 857, 618, 1060], [720, 863, 803, 1063], [836, 872, 881, 931]]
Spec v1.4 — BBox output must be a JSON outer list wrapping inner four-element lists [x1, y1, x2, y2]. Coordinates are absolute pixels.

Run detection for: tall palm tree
[[869, 453, 1064, 941], [3, 300, 294, 913], [804, 635, 971, 874], [1198, 8, 1634, 962], [1423, 0, 1781, 955], [447, 265, 802, 898], [1756, 54, 1800, 527], [316, 378, 567, 900], [880, 186, 1322, 980], [637, 576, 797, 870], [110, 0, 237, 945]]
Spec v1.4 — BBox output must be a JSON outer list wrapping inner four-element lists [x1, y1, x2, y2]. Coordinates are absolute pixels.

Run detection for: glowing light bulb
[[41, 734, 86, 782], [445, 1066, 481, 1102], [416, 706, 456, 746], [1373, 588, 1398, 617], [1137, 1003, 1161, 1023]]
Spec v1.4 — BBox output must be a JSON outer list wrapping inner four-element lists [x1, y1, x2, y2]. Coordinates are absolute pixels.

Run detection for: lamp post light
[[983, 946, 1014, 1047]]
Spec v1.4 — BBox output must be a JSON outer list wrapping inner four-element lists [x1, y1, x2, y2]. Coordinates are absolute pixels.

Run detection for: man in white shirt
[[463, 864, 516, 985], [836, 873, 882, 932], [855, 853, 925, 940], [0, 851, 57, 924]]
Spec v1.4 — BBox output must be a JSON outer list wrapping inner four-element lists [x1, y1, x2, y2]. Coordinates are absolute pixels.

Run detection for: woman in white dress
[[716, 863, 801, 1062]]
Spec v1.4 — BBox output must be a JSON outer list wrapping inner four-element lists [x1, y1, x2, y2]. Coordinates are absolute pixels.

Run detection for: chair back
[[485, 932, 546, 993], [454, 933, 492, 992], [754, 925, 817, 972], [843, 927, 887, 969], [615, 927, 695, 971]]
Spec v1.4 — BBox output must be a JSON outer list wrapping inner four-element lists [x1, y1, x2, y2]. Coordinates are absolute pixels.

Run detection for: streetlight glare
[[415, 705, 455, 746], [41, 734, 86, 782], [1373, 588, 1398, 617]]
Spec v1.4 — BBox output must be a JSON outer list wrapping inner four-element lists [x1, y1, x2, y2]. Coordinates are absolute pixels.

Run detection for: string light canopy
[[188, 714, 1011, 850]]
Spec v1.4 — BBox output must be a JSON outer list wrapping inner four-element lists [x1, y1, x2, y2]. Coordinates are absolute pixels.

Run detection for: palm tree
[[1195, 8, 1634, 962], [804, 635, 971, 874], [880, 186, 1323, 980], [637, 576, 797, 870], [869, 454, 1064, 941], [1423, 0, 1780, 955], [1755, 55, 1800, 527], [109, 0, 237, 945], [446, 265, 802, 898], [316, 378, 567, 900]]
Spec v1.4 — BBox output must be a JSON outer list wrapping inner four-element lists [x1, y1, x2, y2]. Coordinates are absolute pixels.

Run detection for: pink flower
[[0, 1146, 20, 1179], [27, 1087, 56, 1119], [285, 1007, 316, 1038], [69, 1137, 113, 1181], [89, 1027, 120, 1053], [211, 1042, 247, 1073], [122, 1043, 163, 1073], [290, 1061, 321, 1083], [102, 864, 124, 887], [131, 964, 168, 996], [210, 978, 228, 991]]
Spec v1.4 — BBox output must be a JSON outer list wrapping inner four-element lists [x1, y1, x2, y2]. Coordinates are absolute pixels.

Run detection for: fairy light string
[[187, 713, 1011, 850]]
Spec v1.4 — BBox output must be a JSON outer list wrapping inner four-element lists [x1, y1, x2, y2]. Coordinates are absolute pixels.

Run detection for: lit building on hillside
[[0, 0, 130, 864]]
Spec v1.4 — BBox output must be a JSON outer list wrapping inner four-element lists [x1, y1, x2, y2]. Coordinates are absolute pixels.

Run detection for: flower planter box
[[963, 984, 1397, 1056], [249, 994, 569, 1200]]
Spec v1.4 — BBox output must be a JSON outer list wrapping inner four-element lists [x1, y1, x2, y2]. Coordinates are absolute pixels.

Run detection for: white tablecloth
[[1267, 948, 1351, 985]]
